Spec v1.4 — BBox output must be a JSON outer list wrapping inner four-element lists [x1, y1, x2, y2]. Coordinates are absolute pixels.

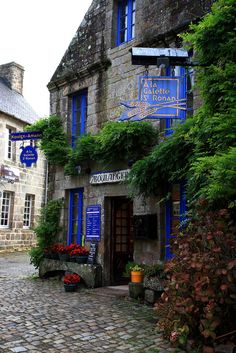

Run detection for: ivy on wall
[[65, 121, 159, 175], [26, 115, 71, 166], [26, 117, 159, 176], [129, 0, 236, 211]]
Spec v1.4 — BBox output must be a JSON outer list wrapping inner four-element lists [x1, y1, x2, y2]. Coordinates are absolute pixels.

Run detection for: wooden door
[[111, 197, 134, 284]]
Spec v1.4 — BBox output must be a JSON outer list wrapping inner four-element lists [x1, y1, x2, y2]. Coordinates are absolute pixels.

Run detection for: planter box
[[129, 282, 144, 299], [143, 276, 164, 304], [39, 258, 102, 288]]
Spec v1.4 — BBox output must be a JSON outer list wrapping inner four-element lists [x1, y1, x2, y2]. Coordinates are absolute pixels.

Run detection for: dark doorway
[[110, 197, 134, 284]]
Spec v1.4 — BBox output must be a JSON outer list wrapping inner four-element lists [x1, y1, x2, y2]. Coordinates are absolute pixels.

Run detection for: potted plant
[[58, 244, 70, 261], [63, 273, 81, 292], [68, 245, 89, 263], [130, 264, 145, 283]]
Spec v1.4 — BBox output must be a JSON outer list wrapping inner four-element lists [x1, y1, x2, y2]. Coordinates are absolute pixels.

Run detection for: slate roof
[[0, 78, 39, 124]]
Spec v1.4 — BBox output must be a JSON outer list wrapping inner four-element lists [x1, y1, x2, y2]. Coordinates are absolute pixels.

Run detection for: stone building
[[0, 62, 46, 251], [47, 0, 213, 285]]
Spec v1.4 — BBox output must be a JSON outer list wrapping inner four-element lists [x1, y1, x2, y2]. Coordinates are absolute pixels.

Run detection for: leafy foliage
[[29, 199, 63, 268], [26, 115, 71, 166], [155, 208, 236, 349], [95, 121, 159, 163], [64, 134, 97, 175], [128, 119, 194, 196], [188, 147, 236, 208], [128, 0, 236, 210], [143, 263, 165, 279], [65, 121, 159, 175]]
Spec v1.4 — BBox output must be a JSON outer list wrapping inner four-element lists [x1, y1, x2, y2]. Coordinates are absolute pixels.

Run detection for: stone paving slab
[[0, 252, 182, 353]]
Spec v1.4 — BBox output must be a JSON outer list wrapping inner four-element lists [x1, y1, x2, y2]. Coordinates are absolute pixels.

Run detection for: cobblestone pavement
[[0, 252, 177, 353]]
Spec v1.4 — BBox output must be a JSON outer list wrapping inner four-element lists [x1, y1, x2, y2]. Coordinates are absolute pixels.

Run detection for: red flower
[[64, 273, 81, 284], [69, 246, 89, 257]]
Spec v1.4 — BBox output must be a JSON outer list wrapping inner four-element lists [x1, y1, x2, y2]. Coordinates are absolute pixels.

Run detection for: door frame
[[109, 196, 134, 285]]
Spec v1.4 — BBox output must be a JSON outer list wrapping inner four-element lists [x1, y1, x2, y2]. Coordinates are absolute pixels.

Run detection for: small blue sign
[[86, 205, 101, 241], [20, 145, 38, 167], [10, 131, 43, 141]]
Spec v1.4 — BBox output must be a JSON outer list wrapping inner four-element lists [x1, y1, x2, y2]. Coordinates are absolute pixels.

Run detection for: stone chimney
[[0, 62, 24, 95]]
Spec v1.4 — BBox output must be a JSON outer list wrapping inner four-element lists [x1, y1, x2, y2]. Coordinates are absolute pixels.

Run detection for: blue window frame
[[164, 68, 187, 260], [71, 90, 87, 148], [165, 67, 186, 136], [117, 0, 135, 46], [68, 188, 84, 245], [165, 183, 187, 260]]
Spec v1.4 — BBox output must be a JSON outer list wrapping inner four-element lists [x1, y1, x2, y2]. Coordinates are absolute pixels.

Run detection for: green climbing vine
[[64, 121, 159, 175], [128, 0, 236, 211], [26, 115, 71, 166], [29, 199, 63, 269]]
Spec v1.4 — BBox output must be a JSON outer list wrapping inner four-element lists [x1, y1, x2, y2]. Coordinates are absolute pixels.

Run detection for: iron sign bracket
[[131, 47, 200, 68]]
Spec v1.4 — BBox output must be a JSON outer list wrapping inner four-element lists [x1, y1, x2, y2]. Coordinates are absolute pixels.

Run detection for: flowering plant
[[64, 273, 81, 284], [51, 243, 62, 253], [65, 243, 77, 252], [56, 244, 68, 254], [70, 246, 89, 257]]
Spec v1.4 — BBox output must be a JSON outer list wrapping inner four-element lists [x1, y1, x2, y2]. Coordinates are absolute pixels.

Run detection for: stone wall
[[47, 0, 214, 283], [0, 113, 46, 251]]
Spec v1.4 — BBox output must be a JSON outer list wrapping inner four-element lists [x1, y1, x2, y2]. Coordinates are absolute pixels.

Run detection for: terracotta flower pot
[[130, 270, 144, 283]]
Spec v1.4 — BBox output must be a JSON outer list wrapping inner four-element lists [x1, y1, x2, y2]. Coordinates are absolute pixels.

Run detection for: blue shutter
[[68, 188, 84, 245], [165, 67, 187, 260], [117, 0, 135, 46], [71, 91, 87, 148]]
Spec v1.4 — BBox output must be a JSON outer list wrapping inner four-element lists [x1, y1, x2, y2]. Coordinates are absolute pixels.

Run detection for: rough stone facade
[[48, 0, 213, 285], [0, 63, 46, 252]]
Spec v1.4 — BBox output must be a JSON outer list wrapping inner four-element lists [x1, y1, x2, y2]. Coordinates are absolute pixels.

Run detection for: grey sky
[[1, 0, 92, 117]]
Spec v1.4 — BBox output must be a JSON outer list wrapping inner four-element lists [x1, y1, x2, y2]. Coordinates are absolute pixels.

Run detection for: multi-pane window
[[71, 91, 87, 148], [5, 127, 13, 159], [68, 189, 83, 244], [0, 191, 13, 228], [23, 194, 34, 228], [117, 0, 135, 46]]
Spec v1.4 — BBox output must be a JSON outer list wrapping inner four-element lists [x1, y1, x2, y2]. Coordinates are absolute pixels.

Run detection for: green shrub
[[144, 263, 165, 279], [26, 115, 71, 166], [155, 208, 236, 350], [29, 199, 63, 268], [65, 121, 159, 175]]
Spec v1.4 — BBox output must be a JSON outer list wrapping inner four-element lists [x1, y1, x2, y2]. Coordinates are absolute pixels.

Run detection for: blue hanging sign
[[119, 76, 186, 121], [10, 131, 43, 141], [20, 145, 38, 167], [86, 205, 101, 241]]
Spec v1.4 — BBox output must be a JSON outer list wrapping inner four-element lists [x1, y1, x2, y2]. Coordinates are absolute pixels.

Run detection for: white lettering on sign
[[90, 169, 130, 185]]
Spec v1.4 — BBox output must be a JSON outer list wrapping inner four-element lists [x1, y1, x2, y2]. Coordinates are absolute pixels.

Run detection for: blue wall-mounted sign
[[119, 75, 186, 121], [10, 131, 43, 141], [20, 145, 38, 167], [86, 205, 101, 241]]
